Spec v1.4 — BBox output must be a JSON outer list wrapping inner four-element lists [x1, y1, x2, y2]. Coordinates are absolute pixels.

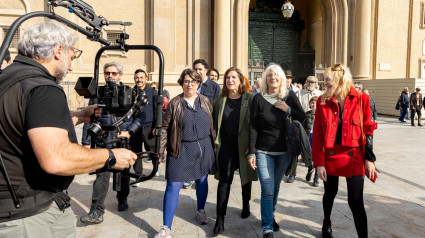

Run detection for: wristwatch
[[106, 148, 116, 169]]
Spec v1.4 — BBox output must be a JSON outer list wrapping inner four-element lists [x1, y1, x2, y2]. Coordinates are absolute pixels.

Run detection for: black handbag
[[395, 97, 400, 110], [283, 97, 302, 157]]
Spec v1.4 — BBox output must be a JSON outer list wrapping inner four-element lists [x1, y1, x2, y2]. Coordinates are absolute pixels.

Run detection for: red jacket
[[312, 87, 375, 168]]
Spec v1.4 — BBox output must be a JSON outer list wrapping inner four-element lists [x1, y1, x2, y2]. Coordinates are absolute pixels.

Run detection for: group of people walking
[[397, 87, 424, 126], [155, 61, 377, 238]]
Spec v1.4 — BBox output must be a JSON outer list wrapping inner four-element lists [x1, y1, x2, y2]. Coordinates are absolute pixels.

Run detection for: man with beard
[[0, 21, 136, 237], [121, 69, 158, 176], [300, 76, 322, 112]]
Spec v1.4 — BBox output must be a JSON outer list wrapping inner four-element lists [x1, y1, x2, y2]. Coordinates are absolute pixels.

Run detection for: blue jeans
[[256, 152, 292, 233], [399, 107, 408, 121]]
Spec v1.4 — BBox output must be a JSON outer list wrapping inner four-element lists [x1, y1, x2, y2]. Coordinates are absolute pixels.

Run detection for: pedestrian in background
[[212, 67, 257, 235], [303, 96, 319, 187], [248, 63, 305, 238], [252, 79, 261, 95], [208, 68, 220, 82], [409, 88, 423, 126], [362, 89, 377, 123], [312, 63, 377, 238], [155, 69, 216, 238], [399, 87, 409, 123]]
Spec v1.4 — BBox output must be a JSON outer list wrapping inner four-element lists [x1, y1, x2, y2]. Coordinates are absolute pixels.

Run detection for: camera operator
[[0, 22, 136, 237], [80, 62, 142, 224]]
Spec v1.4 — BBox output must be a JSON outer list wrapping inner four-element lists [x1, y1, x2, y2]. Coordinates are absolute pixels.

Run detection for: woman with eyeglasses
[[212, 67, 257, 235], [312, 64, 377, 238], [155, 69, 216, 238], [248, 63, 305, 238]]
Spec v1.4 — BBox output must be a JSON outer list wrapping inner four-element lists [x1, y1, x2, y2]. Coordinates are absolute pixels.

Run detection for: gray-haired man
[[0, 22, 136, 237]]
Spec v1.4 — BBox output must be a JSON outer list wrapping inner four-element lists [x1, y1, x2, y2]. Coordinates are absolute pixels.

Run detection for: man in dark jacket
[[0, 22, 136, 237], [362, 89, 377, 122], [80, 62, 140, 224], [399, 87, 409, 122], [193, 59, 220, 103], [121, 69, 157, 175], [409, 88, 423, 126]]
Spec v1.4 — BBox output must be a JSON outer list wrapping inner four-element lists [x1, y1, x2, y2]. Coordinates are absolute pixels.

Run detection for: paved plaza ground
[[70, 115, 425, 238]]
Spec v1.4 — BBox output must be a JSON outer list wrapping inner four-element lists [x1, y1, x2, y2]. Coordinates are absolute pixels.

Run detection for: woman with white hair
[[248, 63, 305, 238], [312, 64, 377, 238]]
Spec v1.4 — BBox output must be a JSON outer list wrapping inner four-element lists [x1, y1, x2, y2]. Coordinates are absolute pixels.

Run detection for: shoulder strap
[[358, 92, 366, 146], [0, 69, 47, 97]]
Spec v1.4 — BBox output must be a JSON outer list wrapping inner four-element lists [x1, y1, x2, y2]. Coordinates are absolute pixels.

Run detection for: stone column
[[214, 0, 231, 75], [353, 0, 372, 79]]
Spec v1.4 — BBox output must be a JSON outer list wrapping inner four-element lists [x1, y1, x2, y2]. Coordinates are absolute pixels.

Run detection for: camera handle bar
[[0, 0, 110, 63], [91, 44, 165, 185], [0, 155, 21, 208]]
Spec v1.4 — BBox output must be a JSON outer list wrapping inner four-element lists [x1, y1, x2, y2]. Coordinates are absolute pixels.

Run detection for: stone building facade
[[1, 0, 425, 115]]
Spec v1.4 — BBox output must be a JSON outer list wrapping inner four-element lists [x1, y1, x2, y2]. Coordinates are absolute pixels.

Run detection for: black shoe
[[306, 167, 314, 181], [287, 175, 295, 183], [80, 211, 103, 224], [213, 216, 224, 235], [263, 232, 274, 238], [273, 218, 279, 231], [322, 219, 333, 238], [411, 124, 416, 127], [241, 203, 250, 219], [118, 198, 128, 212], [313, 174, 319, 187]]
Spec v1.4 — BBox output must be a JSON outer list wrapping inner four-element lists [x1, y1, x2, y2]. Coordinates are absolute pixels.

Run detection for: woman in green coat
[[212, 67, 258, 235]]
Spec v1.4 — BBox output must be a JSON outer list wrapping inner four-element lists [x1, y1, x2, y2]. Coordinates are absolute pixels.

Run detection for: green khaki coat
[[213, 93, 258, 185]]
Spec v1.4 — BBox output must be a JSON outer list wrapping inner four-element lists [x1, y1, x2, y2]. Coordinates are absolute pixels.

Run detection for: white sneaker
[[155, 167, 161, 177], [183, 180, 194, 189], [131, 182, 143, 187], [155, 225, 171, 238], [196, 209, 208, 224]]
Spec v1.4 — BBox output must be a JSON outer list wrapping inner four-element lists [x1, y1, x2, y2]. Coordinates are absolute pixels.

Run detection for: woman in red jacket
[[312, 64, 377, 238]]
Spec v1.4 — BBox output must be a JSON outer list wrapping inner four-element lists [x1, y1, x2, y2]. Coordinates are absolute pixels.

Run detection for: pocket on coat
[[351, 118, 361, 140]]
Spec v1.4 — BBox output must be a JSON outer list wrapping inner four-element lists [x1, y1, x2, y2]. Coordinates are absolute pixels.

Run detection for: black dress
[[165, 97, 216, 182]]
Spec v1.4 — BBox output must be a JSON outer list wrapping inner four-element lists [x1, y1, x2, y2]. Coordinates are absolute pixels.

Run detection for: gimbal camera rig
[[0, 0, 165, 208]]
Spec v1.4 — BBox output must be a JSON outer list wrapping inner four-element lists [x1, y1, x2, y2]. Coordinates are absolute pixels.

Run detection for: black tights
[[323, 175, 368, 238], [216, 140, 251, 217]]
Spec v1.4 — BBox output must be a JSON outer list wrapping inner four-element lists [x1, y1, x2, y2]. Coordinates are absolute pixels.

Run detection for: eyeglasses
[[105, 71, 119, 76], [72, 47, 83, 59], [183, 80, 198, 86]]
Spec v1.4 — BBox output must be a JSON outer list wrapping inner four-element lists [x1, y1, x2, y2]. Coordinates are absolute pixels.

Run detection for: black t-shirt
[[24, 85, 76, 191], [221, 97, 241, 139], [26, 86, 72, 131]]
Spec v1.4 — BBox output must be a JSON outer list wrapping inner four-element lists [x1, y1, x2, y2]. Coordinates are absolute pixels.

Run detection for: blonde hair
[[321, 64, 353, 104], [260, 63, 289, 99]]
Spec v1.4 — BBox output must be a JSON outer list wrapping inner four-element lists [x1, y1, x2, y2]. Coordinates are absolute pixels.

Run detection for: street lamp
[[281, 0, 295, 19]]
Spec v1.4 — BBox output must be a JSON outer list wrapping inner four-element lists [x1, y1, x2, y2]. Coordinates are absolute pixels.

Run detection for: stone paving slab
[[70, 115, 425, 237]]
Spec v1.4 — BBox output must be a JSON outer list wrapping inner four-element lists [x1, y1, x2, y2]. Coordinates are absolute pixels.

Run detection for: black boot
[[213, 216, 224, 235], [273, 217, 279, 231], [322, 219, 333, 238], [241, 202, 250, 219], [118, 198, 128, 212]]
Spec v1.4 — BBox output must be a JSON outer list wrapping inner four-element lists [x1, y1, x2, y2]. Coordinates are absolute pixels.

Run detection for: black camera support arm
[[0, 0, 110, 63]]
